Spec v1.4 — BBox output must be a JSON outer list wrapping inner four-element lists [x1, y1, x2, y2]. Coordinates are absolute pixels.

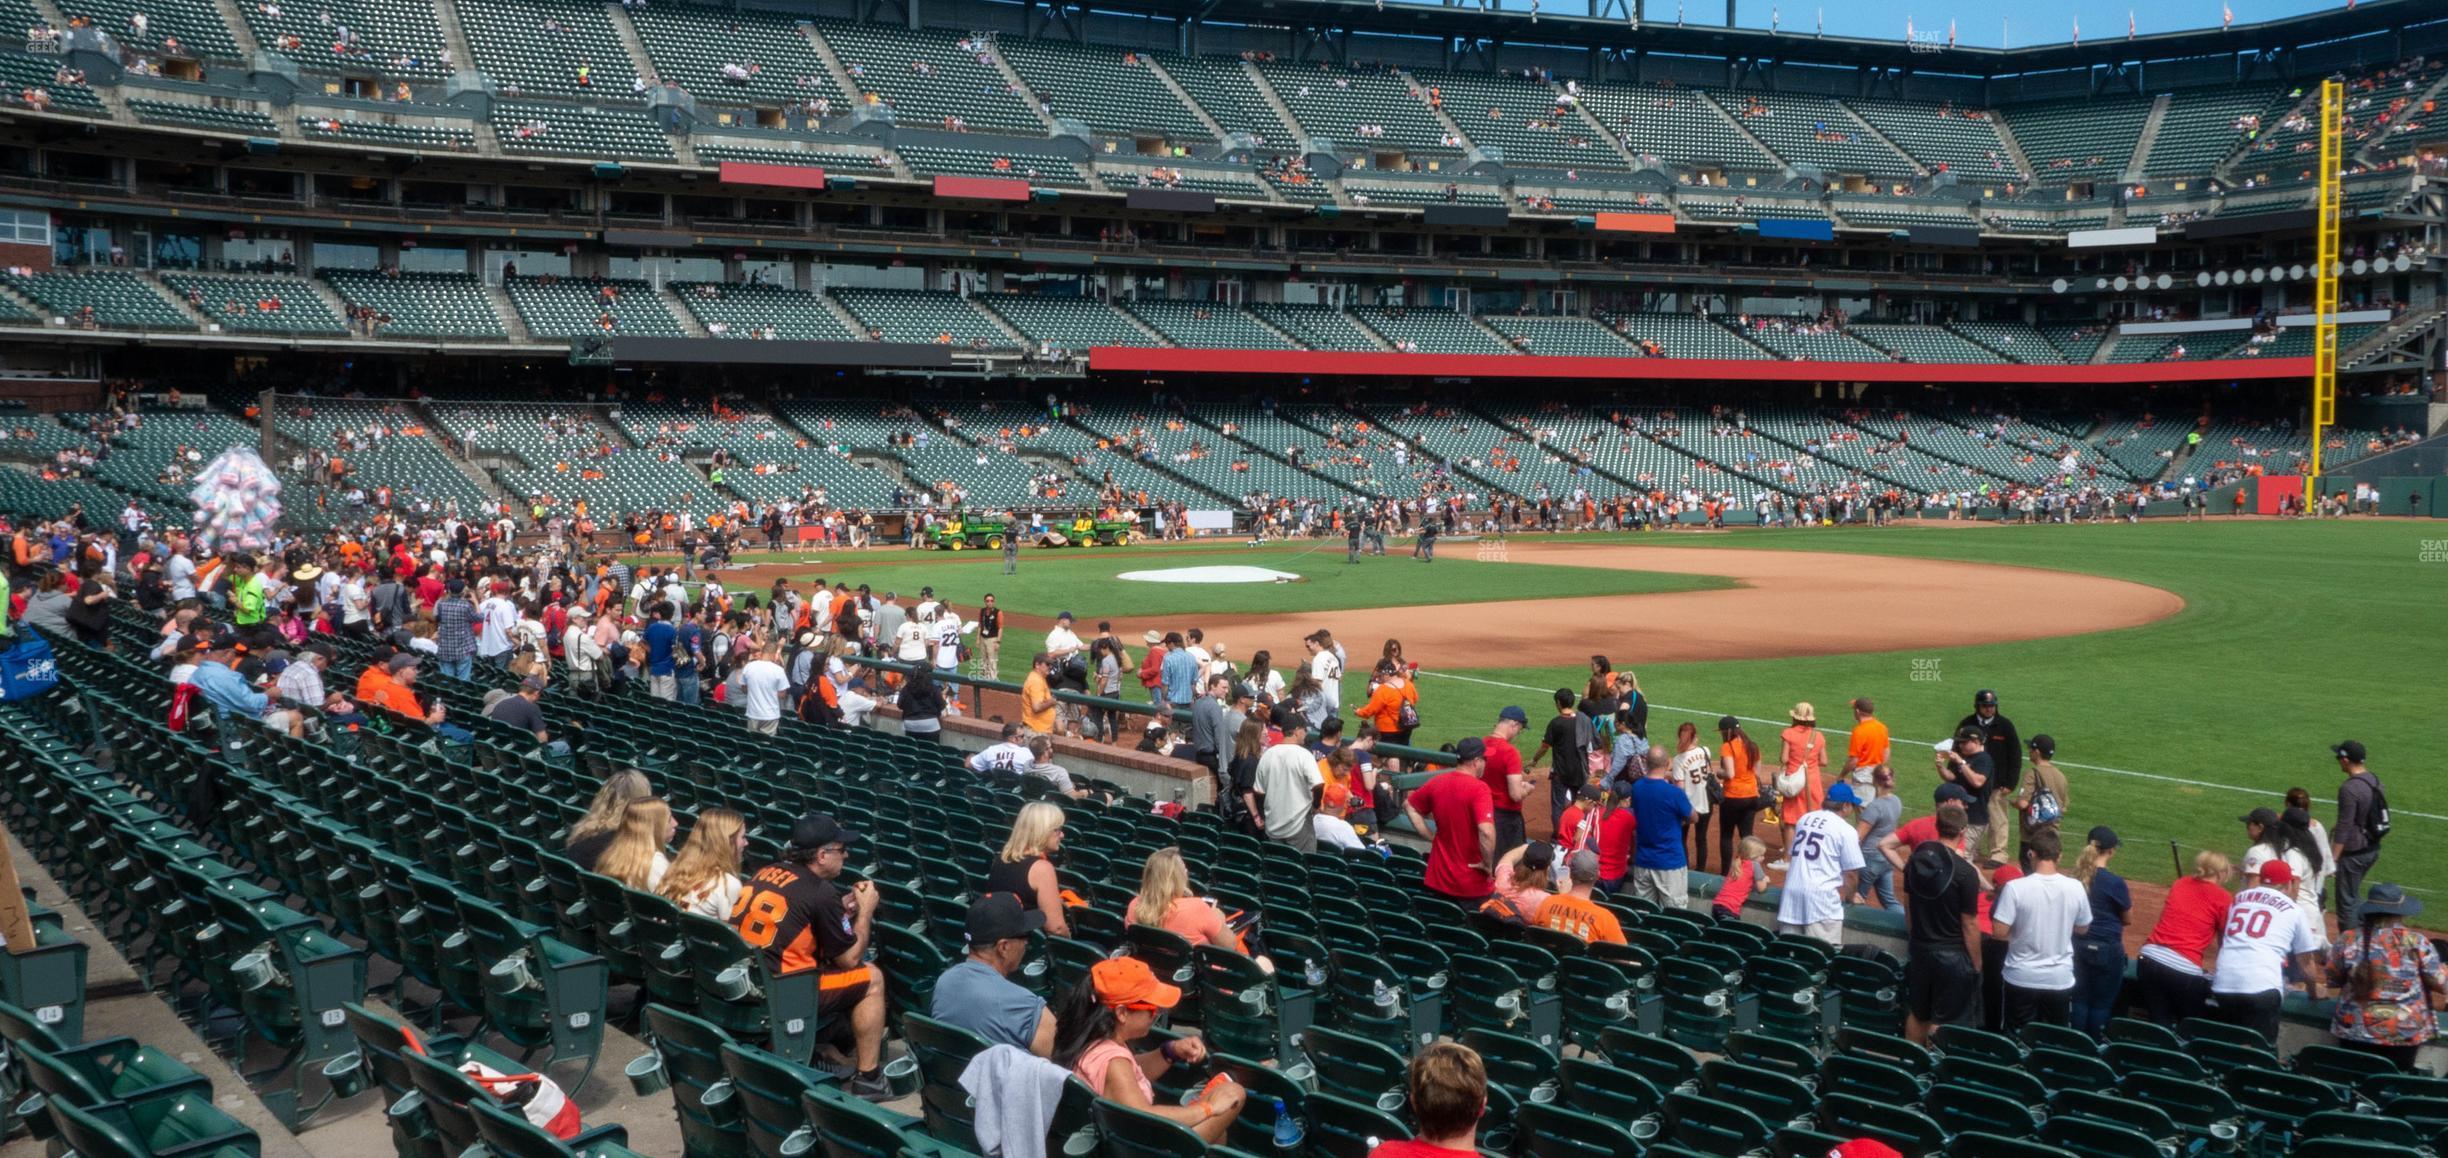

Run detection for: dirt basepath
[[815, 542, 2177, 667]]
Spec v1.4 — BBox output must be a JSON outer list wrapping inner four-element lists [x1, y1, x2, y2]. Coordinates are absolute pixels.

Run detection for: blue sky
[[1613, 0, 2345, 47]]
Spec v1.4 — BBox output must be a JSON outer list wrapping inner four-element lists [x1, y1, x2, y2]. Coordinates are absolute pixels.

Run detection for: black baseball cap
[[2334, 740, 2367, 763], [965, 893, 1045, 945], [1453, 737, 1488, 763], [2028, 734, 2055, 757], [2239, 806, 2280, 828], [789, 812, 859, 851], [1974, 689, 1998, 707]]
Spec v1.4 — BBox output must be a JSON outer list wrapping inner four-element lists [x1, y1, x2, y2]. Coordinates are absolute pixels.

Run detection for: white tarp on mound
[[1117, 565, 1303, 584]]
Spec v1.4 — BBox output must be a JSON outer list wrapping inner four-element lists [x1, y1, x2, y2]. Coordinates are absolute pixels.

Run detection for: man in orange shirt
[[358, 654, 471, 742], [1019, 651, 1059, 735], [1530, 851, 1627, 945], [1845, 697, 1891, 783]]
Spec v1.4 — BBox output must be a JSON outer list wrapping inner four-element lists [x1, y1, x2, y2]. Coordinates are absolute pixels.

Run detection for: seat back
[[471, 1096, 609, 1158], [1515, 1102, 1642, 1158], [719, 1041, 827, 1158], [799, 1084, 920, 1158], [402, 1049, 492, 1155], [641, 1003, 745, 1157], [1304, 1092, 1412, 1158], [44, 1097, 151, 1158], [901, 1012, 991, 1151]]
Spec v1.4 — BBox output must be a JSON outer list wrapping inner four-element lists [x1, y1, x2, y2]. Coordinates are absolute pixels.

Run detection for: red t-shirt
[[1411, 770, 1495, 899], [1893, 815, 1967, 857], [1481, 735, 1524, 814], [1715, 860, 1760, 913], [2144, 876, 2234, 968], [1977, 863, 2023, 938], [1372, 1142, 1479, 1158], [1596, 809, 1637, 881]]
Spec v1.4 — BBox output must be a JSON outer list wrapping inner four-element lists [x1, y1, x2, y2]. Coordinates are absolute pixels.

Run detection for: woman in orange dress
[[1775, 702, 1828, 865]]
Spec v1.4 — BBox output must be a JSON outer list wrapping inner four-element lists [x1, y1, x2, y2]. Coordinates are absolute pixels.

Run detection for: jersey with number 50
[[2210, 886, 2319, 996]]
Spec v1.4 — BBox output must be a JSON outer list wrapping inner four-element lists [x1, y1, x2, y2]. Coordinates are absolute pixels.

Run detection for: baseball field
[[720, 517, 2446, 898]]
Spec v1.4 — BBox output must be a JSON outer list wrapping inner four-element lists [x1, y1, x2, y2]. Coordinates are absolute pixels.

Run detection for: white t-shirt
[[1775, 809, 1865, 927], [738, 659, 789, 722], [2211, 886, 2323, 996], [1992, 871, 2092, 990], [2241, 845, 2323, 917], [932, 614, 962, 667], [476, 596, 517, 655], [167, 554, 196, 599], [1045, 626, 1082, 658], [893, 620, 927, 661], [1309, 648, 1343, 712]]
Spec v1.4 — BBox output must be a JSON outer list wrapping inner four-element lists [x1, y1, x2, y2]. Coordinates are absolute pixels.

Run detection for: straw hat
[[1791, 702, 1816, 723]]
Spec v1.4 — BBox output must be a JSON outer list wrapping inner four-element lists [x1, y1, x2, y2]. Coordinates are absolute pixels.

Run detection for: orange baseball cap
[[1089, 957, 1181, 1010]]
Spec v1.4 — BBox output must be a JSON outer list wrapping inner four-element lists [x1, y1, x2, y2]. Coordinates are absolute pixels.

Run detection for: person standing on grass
[[1991, 829, 2090, 1030], [1843, 697, 1889, 783], [2209, 858, 2325, 1043], [1628, 745, 1693, 909], [1528, 688, 1592, 839], [1483, 706, 1533, 858], [1934, 729, 1994, 861], [1002, 520, 1020, 574], [1773, 702, 1827, 868], [2015, 735, 2069, 851], [1956, 690, 2021, 865], [2331, 740, 2388, 928], [1406, 738, 1496, 905], [975, 594, 1002, 680], [1711, 717, 1765, 876], [2068, 827, 2131, 1036]]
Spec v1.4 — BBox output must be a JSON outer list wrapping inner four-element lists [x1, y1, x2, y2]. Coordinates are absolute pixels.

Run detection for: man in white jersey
[[932, 604, 964, 673], [1991, 829, 2091, 1030], [1776, 781, 1866, 945], [2208, 858, 2325, 1043]]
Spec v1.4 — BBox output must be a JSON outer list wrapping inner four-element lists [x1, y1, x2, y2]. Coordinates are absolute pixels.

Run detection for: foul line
[[1413, 668, 2448, 825]]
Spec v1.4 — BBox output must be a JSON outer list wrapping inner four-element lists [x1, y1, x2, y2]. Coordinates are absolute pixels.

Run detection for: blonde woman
[[564, 770, 653, 870], [1127, 848, 1272, 972], [659, 808, 748, 920], [987, 802, 1070, 937], [596, 798, 677, 892]]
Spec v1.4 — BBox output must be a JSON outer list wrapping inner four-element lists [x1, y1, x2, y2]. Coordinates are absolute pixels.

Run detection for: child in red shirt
[[1714, 836, 1767, 920]]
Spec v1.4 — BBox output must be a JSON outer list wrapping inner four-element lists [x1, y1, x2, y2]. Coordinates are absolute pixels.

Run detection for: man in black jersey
[[734, 813, 890, 1100]]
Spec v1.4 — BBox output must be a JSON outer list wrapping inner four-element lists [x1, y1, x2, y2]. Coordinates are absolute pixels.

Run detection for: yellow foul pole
[[2308, 77, 2343, 498]]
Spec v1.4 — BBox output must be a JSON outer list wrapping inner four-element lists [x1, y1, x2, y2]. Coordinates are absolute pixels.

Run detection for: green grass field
[[765, 543, 1731, 617], [808, 522, 2445, 897]]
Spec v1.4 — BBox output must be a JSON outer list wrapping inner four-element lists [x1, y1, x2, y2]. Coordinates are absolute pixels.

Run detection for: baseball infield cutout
[[1116, 565, 1305, 584]]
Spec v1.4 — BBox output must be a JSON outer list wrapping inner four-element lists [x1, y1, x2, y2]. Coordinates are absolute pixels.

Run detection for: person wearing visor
[[1053, 957, 1246, 1142]]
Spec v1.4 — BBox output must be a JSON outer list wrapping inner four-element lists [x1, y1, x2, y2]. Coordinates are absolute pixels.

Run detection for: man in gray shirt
[[2331, 740, 2387, 926], [928, 894, 1053, 1054], [870, 594, 906, 660], [1190, 673, 1231, 776]]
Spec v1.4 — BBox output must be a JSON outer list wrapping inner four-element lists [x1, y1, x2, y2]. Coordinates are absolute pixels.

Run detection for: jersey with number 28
[[2210, 886, 2321, 996], [1776, 809, 1865, 927]]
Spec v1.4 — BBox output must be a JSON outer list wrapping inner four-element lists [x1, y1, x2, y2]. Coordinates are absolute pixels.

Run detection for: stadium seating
[[1404, 68, 1622, 172], [1678, 195, 1830, 223], [813, 22, 1042, 134], [1153, 54, 1298, 148], [3, 271, 195, 331], [1345, 179, 1507, 206], [669, 282, 859, 341], [267, 396, 499, 513], [1843, 98, 2016, 176], [1720, 318, 1887, 361], [1947, 320, 2070, 363], [75, 0, 241, 60], [831, 288, 1016, 347], [243, 0, 453, 79], [494, 449, 720, 519], [1576, 81, 1778, 170], [1481, 314, 1636, 356], [2142, 84, 2286, 179], [297, 116, 478, 150], [1123, 300, 1298, 349], [994, 39, 1210, 140], [454, 0, 639, 98], [0, 54, 103, 114], [503, 276, 685, 339], [1845, 324, 2003, 363], [930, 403, 1207, 505], [627, 5, 844, 109], [1355, 307, 1514, 354], [694, 143, 896, 173], [0, 414, 92, 461], [1260, 160, 1335, 202], [1599, 312, 1773, 360], [157, 273, 346, 335], [1096, 164, 1275, 200], [1832, 201, 1981, 229], [1241, 304, 1381, 351], [1073, 409, 1355, 502], [978, 293, 1162, 348], [125, 99, 277, 135], [1709, 89, 1916, 177], [68, 407, 258, 510], [2107, 334, 2188, 363], [2220, 321, 2382, 359], [1846, 409, 2067, 484], [897, 145, 1092, 188], [2038, 322, 2111, 363], [1257, 61, 1457, 161], [493, 102, 677, 162], [893, 442, 1067, 507], [320, 269, 509, 339], [2006, 96, 2152, 181]]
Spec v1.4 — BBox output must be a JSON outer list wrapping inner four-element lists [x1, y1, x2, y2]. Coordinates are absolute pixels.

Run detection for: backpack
[[2363, 780, 2392, 846], [2024, 783, 2064, 827], [1397, 694, 1420, 731]]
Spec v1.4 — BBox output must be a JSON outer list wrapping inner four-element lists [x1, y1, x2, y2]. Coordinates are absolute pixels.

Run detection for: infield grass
[[762, 541, 1731, 617]]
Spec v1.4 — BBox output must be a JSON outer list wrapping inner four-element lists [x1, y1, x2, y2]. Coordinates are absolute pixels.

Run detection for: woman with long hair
[[660, 808, 748, 919], [596, 798, 677, 892], [564, 769, 653, 870], [1242, 649, 1284, 705], [2133, 850, 2234, 1025], [1052, 959, 1244, 1143], [899, 665, 947, 743], [1672, 721, 1712, 871], [1381, 638, 1407, 672], [1127, 848, 1272, 971], [2284, 786, 2338, 907], [988, 801, 1071, 937], [2325, 883, 2448, 1068], [1584, 655, 1618, 716], [1712, 717, 1763, 875], [1359, 658, 1415, 748], [1223, 716, 1266, 833], [2244, 806, 2326, 916], [2069, 826, 2132, 1035]]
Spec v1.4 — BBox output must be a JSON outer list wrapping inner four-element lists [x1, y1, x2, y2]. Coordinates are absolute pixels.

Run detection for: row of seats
[[244, 0, 453, 79], [158, 272, 347, 334], [297, 115, 478, 150], [125, 99, 276, 135]]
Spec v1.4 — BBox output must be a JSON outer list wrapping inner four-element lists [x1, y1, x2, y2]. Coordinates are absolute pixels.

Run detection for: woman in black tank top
[[992, 801, 1071, 937]]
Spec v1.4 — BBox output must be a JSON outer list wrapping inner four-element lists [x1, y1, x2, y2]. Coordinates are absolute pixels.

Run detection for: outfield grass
[[764, 543, 1731, 617], [1398, 520, 2448, 897]]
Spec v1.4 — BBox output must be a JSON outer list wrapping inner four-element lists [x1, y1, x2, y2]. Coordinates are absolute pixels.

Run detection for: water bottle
[[1302, 956, 1328, 989], [1371, 978, 1394, 1008], [1271, 1100, 1304, 1150]]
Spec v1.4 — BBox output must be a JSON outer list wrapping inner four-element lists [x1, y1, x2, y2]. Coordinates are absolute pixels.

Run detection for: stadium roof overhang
[[1134, 0, 2441, 80], [1085, 348, 2318, 383]]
